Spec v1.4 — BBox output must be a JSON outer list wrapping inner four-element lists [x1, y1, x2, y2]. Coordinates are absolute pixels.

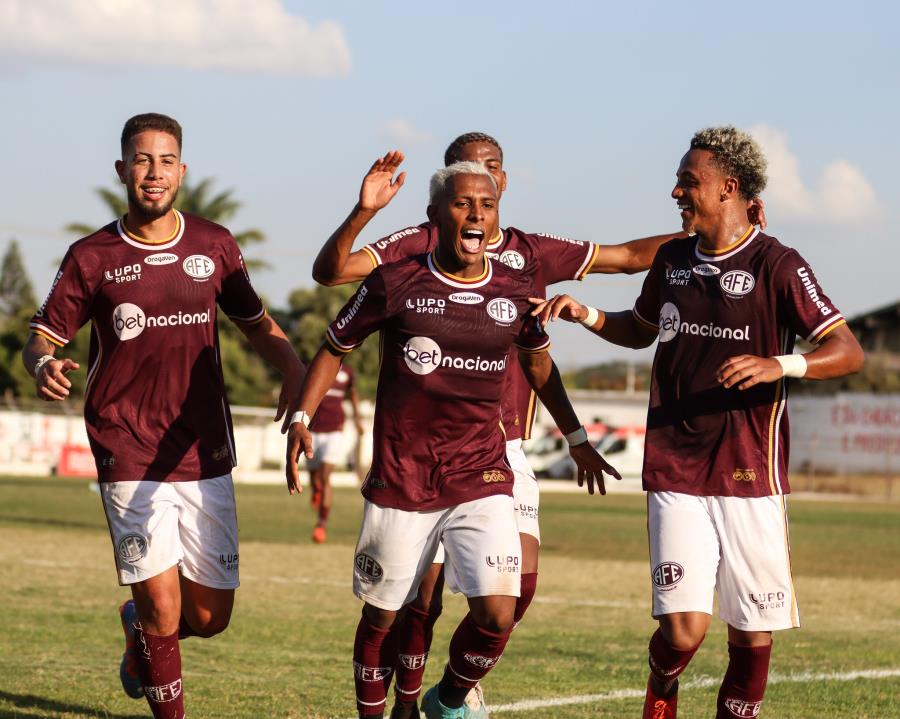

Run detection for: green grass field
[[1, 477, 899, 718]]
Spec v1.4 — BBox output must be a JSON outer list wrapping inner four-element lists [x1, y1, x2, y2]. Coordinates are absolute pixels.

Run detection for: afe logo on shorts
[[482, 470, 506, 483], [487, 298, 518, 324], [355, 553, 383, 582], [183, 254, 215, 281], [724, 698, 762, 717], [732, 468, 757, 482], [652, 562, 684, 589], [498, 250, 525, 270], [720, 270, 755, 297], [117, 533, 148, 565]]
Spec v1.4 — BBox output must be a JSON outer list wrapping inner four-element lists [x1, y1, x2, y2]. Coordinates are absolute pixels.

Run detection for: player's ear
[[115, 160, 126, 184], [426, 204, 438, 224], [722, 176, 739, 201], [499, 170, 508, 194]]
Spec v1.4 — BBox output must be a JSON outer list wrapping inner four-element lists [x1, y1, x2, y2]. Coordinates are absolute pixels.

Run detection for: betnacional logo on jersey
[[723, 698, 762, 717], [720, 270, 755, 296], [355, 553, 383, 582], [657, 302, 750, 344], [182, 254, 215, 281], [692, 263, 721, 276], [498, 250, 525, 270], [117, 533, 148, 564], [796, 267, 833, 316], [652, 561, 684, 590], [666, 268, 692, 286], [144, 252, 178, 266], [449, 291, 484, 305], [104, 263, 142, 284], [112, 302, 212, 341], [401, 336, 508, 376], [406, 297, 446, 315], [486, 298, 518, 324]]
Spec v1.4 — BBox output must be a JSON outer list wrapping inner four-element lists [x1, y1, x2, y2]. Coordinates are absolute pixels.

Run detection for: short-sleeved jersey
[[632, 228, 846, 497], [310, 364, 354, 433], [325, 252, 550, 511], [30, 211, 265, 483], [363, 223, 597, 440]]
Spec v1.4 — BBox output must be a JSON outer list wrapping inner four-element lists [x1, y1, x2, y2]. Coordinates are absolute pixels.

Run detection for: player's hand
[[528, 295, 587, 324], [35, 358, 80, 402], [717, 354, 782, 390], [276, 371, 306, 433], [747, 197, 767, 230], [285, 423, 314, 495], [569, 441, 621, 496], [359, 150, 406, 213]]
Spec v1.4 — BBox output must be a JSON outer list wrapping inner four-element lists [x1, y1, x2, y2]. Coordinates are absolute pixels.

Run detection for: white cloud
[[0, 0, 350, 77], [751, 124, 879, 222], [378, 119, 433, 147]]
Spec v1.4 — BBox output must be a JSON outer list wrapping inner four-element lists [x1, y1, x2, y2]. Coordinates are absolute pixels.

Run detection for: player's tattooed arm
[[528, 295, 657, 349], [518, 349, 621, 495], [717, 324, 864, 391], [22, 333, 80, 402], [284, 345, 344, 495], [312, 150, 407, 286]]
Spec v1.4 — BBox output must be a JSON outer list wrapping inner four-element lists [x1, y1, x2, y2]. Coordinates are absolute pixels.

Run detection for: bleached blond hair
[[429, 161, 497, 203], [690, 126, 768, 199]]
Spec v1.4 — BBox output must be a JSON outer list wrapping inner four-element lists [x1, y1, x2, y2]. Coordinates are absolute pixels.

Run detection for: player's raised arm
[[22, 333, 80, 402], [312, 150, 406, 286], [529, 294, 657, 349]]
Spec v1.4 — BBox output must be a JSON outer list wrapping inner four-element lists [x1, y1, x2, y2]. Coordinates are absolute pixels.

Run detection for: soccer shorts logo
[[355, 553, 383, 582], [117, 533, 148, 565]]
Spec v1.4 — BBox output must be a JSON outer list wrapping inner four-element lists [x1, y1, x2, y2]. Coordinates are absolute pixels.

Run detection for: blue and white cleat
[[421, 685, 465, 719], [463, 684, 489, 718], [118, 600, 143, 699]]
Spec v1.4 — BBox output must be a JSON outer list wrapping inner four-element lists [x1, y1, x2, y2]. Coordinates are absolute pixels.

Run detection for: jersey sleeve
[[774, 249, 845, 344], [362, 224, 433, 267], [514, 315, 552, 353], [29, 250, 92, 347], [530, 232, 600, 284], [632, 253, 666, 330], [217, 235, 266, 324], [325, 270, 389, 353]]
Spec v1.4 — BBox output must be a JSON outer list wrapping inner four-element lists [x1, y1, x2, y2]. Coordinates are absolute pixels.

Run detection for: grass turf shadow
[[0, 690, 145, 719]]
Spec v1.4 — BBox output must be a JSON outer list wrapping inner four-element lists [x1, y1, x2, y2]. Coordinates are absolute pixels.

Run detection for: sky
[[1, 0, 897, 369]]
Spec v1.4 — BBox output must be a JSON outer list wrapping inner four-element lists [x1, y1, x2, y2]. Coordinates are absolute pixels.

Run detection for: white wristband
[[774, 354, 807, 378], [580, 306, 600, 328], [290, 410, 311, 428], [565, 426, 589, 446], [33, 354, 54, 378]]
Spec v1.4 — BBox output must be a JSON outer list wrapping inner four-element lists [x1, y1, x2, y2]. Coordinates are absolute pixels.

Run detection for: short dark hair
[[443, 132, 503, 167], [120, 113, 182, 157]]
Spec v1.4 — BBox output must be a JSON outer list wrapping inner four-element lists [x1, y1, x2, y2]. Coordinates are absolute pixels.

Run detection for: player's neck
[[122, 208, 180, 244], [695, 213, 753, 253], [433, 246, 487, 280]]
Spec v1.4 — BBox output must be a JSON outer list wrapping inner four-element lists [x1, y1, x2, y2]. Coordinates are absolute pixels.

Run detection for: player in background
[[529, 126, 864, 719], [311, 133, 766, 719], [306, 362, 364, 543], [23, 113, 304, 719], [286, 162, 619, 719]]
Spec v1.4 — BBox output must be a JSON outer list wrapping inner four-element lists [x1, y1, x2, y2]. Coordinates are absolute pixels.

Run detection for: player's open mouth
[[460, 229, 484, 253], [142, 186, 167, 201], [677, 202, 693, 216]]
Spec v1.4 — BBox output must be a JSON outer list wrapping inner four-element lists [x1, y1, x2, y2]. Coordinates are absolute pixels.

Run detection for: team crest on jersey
[[498, 250, 525, 270], [692, 263, 720, 276], [732, 468, 757, 482], [486, 298, 518, 324], [720, 270, 755, 297], [183, 255, 215, 281], [117, 533, 148, 565]]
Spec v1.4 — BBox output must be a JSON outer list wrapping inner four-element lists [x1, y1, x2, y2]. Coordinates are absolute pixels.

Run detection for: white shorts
[[307, 430, 346, 469], [648, 491, 800, 632], [100, 475, 240, 590], [353, 494, 521, 611]]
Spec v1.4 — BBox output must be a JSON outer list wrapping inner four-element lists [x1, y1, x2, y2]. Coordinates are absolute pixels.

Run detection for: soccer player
[[23, 113, 304, 719], [529, 126, 864, 719], [286, 162, 619, 719], [311, 133, 767, 718], [306, 362, 363, 543]]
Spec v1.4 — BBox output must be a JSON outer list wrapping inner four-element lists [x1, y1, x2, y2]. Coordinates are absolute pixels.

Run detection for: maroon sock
[[133, 626, 185, 719], [353, 613, 399, 716], [318, 503, 331, 523], [648, 629, 702, 693], [514, 572, 538, 625], [393, 604, 441, 703], [716, 642, 772, 719], [440, 613, 511, 708]]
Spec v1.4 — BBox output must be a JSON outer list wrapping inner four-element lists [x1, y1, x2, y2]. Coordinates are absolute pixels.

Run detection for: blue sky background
[[1, 0, 896, 368]]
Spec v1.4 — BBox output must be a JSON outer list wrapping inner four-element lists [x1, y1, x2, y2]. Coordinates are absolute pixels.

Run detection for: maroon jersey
[[30, 211, 265, 483], [325, 252, 550, 511], [363, 223, 597, 440], [310, 364, 354, 433], [633, 228, 846, 497]]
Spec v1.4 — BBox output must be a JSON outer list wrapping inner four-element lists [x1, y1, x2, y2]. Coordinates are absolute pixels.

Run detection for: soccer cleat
[[643, 677, 678, 719], [463, 683, 489, 718], [421, 685, 465, 719], [311, 525, 327, 544], [118, 600, 143, 699], [389, 699, 421, 719]]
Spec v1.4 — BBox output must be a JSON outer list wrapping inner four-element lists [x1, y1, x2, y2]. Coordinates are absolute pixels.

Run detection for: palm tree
[[65, 176, 268, 270]]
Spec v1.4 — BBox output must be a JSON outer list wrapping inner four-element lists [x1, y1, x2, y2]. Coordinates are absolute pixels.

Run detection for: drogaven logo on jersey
[[720, 270, 755, 296], [183, 254, 215, 281], [448, 291, 484, 305], [692, 263, 721, 276], [402, 336, 507, 376], [112, 302, 212, 341], [145, 252, 179, 266], [487, 298, 518, 324], [657, 302, 750, 343]]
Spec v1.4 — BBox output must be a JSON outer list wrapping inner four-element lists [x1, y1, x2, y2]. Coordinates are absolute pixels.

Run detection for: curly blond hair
[[690, 126, 767, 199]]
